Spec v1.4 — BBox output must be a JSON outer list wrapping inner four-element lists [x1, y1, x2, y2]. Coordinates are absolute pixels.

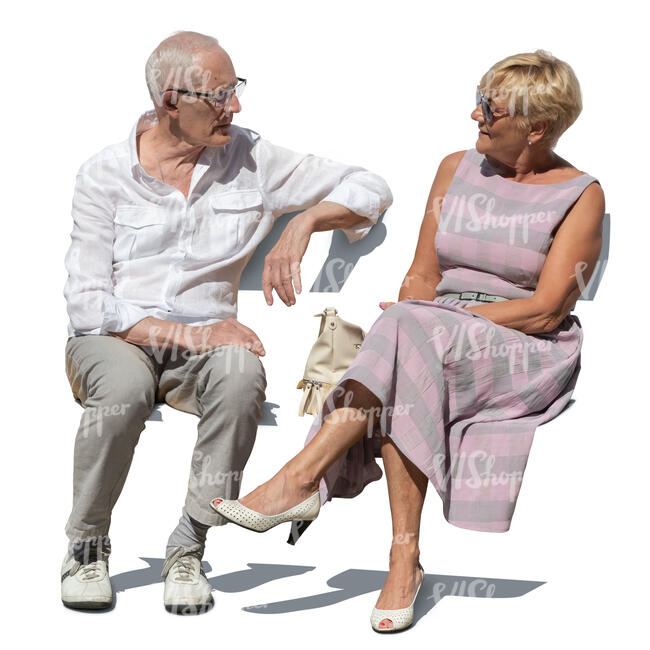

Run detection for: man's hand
[[262, 216, 311, 306], [261, 201, 375, 307], [177, 318, 266, 356]]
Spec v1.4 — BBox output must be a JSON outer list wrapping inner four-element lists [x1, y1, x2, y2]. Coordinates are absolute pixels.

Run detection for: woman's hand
[[379, 296, 414, 310]]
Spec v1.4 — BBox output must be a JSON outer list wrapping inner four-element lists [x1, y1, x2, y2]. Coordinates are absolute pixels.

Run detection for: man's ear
[[160, 89, 179, 112]]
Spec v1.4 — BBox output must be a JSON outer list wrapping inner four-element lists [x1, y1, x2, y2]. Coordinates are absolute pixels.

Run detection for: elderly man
[[61, 30, 392, 613]]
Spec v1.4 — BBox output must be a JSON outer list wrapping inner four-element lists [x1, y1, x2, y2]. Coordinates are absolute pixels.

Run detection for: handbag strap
[[315, 306, 338, 337]]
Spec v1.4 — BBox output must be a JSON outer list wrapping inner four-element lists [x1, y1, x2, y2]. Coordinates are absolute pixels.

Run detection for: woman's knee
[[331, 379, 381, 411]]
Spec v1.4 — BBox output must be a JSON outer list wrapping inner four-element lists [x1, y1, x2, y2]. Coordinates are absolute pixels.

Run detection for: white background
[[2, 0, 646, 647]]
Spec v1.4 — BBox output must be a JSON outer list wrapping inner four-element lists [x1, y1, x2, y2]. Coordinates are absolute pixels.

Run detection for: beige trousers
[[64, 334, 267, 543]]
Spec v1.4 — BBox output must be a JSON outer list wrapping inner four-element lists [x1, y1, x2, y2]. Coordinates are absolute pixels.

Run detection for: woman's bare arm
[[397, 151, 467, 301], [464, 182, 606, 333], [391, 152, 605, 336]]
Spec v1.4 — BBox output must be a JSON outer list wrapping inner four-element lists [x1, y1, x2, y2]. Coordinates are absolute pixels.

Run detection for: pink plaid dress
[[303, 147, 600, 533]]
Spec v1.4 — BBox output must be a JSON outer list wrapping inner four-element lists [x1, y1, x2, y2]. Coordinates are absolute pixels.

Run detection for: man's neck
[[138, 123, 205, 172]]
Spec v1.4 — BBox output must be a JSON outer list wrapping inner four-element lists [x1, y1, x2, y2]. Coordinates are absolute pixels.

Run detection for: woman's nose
[[471, 104, 484, 123]]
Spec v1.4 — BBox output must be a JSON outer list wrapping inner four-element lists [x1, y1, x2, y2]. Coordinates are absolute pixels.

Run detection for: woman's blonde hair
[[479, 49, 582, 149]]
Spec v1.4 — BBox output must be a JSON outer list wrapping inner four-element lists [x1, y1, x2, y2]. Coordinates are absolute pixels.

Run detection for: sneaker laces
[[78, 561, 103, 581], [171, 555, 198, 583], [161, 543, 204, 581]]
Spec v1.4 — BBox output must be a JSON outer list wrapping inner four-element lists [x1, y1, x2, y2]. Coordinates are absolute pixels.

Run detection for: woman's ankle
[[282, 464, 320, 496], [388, 537, 420, 567]]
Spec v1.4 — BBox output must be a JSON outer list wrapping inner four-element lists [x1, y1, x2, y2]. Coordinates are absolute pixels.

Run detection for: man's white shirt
[[63, 110, 393, 338]]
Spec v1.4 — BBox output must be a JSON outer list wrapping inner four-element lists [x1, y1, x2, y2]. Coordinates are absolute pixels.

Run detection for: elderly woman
[[211, 49, 605, 632]]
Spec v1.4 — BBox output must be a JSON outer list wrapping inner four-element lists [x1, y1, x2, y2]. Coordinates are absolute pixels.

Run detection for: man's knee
[[74, 358, 157, 432], [93, 367, 155, 407], [199, 345, 266, 403], [66, 337, 156, 410]]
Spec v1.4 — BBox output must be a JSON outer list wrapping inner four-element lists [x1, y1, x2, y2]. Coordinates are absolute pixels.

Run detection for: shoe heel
[[286, 519, 314, 545]]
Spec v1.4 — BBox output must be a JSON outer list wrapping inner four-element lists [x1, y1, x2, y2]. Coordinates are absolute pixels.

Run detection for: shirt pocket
[[192, 190, 264, 260], [113, 205, 171, 261]]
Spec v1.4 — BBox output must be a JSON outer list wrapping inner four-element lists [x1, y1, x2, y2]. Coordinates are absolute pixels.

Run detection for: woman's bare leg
[[236, 380, 381, 514], [374, 435, 427, 630]]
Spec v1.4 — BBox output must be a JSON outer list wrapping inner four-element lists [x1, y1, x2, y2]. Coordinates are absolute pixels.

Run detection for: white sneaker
[[162, 544, 214, 614], [61, 552, 112, 610]]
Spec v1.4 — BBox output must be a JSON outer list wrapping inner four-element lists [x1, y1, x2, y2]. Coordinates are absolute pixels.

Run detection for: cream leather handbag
[[296, 306, 366, 416]]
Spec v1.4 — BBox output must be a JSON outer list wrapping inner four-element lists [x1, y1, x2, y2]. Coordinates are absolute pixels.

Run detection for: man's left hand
[[262, 216, 312, 306]]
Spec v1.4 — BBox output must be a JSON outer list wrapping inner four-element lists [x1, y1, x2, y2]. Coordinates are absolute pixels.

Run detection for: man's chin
[[209, 131, 233, 147]]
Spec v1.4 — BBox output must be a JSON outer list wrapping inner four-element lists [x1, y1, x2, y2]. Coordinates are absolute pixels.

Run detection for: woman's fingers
[[379, 296, 415, 310]]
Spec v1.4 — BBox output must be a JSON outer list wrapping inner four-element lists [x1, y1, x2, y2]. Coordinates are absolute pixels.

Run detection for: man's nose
[[226, 93, 242, 116]]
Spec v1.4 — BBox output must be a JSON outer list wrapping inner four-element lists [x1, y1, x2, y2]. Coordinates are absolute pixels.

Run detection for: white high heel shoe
[[370, 562, 425, 632], [210, 491, 320, 533]]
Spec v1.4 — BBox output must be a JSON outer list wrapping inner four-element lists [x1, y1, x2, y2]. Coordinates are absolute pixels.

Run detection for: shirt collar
[[128, 109, 219, 181], [129, 109, 159, 178]]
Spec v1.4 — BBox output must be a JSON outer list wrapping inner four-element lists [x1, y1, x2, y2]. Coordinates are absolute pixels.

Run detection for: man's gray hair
[[145, 31, 220, 106]]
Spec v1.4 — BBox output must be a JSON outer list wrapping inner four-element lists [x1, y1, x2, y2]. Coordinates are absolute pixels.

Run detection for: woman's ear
[[527, 120, 548, 143]]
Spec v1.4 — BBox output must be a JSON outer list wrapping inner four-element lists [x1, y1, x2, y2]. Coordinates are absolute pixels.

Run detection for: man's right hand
[[178, 318, 266, 356], [110, 316, 265, 357]]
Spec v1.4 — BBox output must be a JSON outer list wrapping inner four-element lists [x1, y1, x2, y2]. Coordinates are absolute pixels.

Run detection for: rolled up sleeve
[[256, 138, 393, 243], [63, 170, 150, 335]]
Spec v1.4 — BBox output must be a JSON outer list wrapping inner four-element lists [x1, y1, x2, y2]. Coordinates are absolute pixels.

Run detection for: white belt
[[439, 291, 508, 302]]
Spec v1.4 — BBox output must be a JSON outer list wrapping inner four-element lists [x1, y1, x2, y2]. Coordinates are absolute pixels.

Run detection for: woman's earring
[[528, 140, 532, 145]]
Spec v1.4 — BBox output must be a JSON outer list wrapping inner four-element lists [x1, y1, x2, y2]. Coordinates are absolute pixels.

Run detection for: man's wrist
[[293, 201, 362, 235], [291, 209, 318, 234], [170, 322, 202, 352], [126, 317, 188, 352]]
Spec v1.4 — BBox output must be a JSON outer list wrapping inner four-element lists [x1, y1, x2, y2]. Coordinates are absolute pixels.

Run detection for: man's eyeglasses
[[164, 77, 247, 113], [475, 87, 511, 125]]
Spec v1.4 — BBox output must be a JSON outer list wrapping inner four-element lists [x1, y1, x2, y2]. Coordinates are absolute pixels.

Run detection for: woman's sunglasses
[[475, 87, 512, 125]]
